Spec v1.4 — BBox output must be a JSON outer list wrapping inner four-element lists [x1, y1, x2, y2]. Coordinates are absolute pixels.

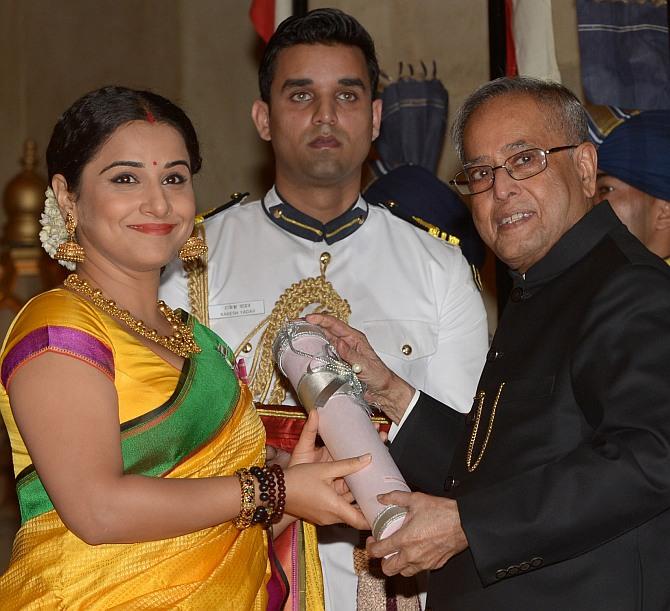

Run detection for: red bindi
[[152, 161, 158, 166]]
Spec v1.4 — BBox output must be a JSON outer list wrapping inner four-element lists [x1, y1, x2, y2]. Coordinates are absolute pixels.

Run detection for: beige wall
[[0, 0, 268, 217], [553, 0, 582, 98], [1, 0, 582, 219], [1, 0, 182, 201], [178, 1, 274, 205]]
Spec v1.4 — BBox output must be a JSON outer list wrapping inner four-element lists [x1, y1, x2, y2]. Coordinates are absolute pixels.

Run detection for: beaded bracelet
[[269, 464, 286, 525], [250, 466, 273, 528], [249, 465, 287, 529], [232, 468, 256, 529]]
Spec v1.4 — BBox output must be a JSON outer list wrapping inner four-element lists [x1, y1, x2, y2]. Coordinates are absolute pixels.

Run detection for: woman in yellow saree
[[0, 86, 369, 609]]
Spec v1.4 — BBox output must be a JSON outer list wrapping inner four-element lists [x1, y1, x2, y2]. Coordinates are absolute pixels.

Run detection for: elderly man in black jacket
[[310, 76, 670, 611]]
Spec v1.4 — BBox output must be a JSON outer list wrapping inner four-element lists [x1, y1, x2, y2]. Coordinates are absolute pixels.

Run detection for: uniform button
[[507, 564, 520, 576], [495, 569, 507, 580], [510, 287, 524, 302], [486, 350, 503, 362], [230, 191, 242, 199], [519, 561, 530, 572], [385, 199, 397, 208], [530, 556, 544, 568], [443, 476, 460, 491], [401, 344, 412, 356], [320, 252, 331, 266], [242, 342, 253, 353]]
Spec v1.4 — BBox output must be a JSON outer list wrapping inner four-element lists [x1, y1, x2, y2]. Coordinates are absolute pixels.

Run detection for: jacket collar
[[262, 187, 368, 244], [510, 202, 621, 292]]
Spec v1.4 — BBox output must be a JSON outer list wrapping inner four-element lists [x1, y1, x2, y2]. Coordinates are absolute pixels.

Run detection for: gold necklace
[[465, 382, 505, 472], [64, 273, 201, 358]]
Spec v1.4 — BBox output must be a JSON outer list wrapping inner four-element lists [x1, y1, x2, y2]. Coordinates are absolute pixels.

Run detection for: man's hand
[[306, 313, 415, 424], [366, 491, 468, 577]]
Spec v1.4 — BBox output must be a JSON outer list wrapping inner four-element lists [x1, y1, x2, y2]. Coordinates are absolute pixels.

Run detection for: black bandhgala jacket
[[391, 203, 670, 611]]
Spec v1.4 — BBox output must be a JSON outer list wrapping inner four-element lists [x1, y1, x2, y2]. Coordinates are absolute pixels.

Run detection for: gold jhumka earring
[[178, 236, 208, 261], [55, 213, 86, 264]]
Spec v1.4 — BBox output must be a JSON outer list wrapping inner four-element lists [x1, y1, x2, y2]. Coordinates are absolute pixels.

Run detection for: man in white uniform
[[160, 8, 487, 610]]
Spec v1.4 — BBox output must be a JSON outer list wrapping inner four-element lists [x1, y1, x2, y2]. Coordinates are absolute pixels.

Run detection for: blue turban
[[597, 110, 670, 201]]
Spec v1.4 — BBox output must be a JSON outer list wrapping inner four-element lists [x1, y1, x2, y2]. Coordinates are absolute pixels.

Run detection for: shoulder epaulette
[[194, 191, 249, 225], [375, 199, 461, 247]]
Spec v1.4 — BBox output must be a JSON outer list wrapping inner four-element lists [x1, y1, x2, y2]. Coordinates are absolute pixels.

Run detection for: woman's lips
[[128, 223, 177, 235]]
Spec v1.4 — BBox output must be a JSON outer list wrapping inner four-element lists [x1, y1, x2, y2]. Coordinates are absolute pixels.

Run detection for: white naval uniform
[[160, 187, 488, 611]]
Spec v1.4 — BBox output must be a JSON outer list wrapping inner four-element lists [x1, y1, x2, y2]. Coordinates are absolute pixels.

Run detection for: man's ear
[[371, 98, 383, 141], [51, 175, 77, 221], [251, 99, 272, 142], [653, 198, 670, 230], [574, 141, 598, 198]]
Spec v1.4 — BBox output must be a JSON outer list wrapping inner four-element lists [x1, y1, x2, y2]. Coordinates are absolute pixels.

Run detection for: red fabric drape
[[250, 0, 275, 43], [505, 0, 518, 76]]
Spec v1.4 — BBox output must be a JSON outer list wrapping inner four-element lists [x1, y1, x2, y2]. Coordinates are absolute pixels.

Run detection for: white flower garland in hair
[[39, 187, 76, 271]]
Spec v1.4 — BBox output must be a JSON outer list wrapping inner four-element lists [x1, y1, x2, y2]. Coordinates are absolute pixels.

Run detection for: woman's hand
[[265, 445, 291, 469], [284, 454, 372, 529], [306, 313, 415, 424], [287, 409, 331, 467]]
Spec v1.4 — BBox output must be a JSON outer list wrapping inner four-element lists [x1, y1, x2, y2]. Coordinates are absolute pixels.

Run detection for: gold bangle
[[232, 468, 256, 529]]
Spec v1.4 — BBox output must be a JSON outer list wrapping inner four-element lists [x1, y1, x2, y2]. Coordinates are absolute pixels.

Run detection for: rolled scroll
[[272, 319, 409, 540]]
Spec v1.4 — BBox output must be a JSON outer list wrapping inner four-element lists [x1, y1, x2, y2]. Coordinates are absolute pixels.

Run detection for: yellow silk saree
[[0, 289, 287, 609]]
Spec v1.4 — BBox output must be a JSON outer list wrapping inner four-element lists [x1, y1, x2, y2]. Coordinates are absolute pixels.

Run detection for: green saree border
[[15, 315, 241, 524]]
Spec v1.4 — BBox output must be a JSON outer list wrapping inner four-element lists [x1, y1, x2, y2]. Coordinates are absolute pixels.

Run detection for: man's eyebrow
[[338, 77, 366, 89], [464, 141, 532, 166], [503, 140, 533, 152], [99, 161, 143, 174], [280, 77, 367, 91], [281, 78, 313, 91]]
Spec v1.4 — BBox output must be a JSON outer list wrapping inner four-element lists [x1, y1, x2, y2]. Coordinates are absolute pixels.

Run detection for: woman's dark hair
[[46, 86, 202, 193], [258, 8, 380, 103]]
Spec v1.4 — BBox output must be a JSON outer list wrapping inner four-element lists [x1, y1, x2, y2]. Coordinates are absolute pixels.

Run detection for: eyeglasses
[[449, 145, 579, 195]]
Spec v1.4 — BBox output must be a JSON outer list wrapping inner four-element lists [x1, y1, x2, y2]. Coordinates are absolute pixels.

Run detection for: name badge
[[210, 300, 265, 319]]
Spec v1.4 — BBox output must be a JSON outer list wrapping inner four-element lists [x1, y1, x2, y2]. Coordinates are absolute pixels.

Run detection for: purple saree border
[[2, 325, 114, 387]]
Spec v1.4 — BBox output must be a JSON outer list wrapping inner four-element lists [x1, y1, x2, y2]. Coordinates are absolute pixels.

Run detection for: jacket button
[[530, 556, 544, 568], [242, 342, 253, 353], [519, 561, 530, 572], [510, 287, 524, 302], [443, 476, 460, 491], [507, 564, 520, 576], [401, 344, 413, 356], [495, 569, 507, 580]]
